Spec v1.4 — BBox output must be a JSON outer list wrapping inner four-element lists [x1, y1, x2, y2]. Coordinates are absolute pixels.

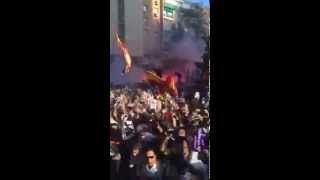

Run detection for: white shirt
[[145, 163, 158, 174], [190, 151, 202, 164]]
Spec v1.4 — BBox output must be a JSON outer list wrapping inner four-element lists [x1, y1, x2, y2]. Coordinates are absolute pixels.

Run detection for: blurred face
[[146, 150, 157, 167], [170, 106, 174, 112], [132, 148, 139, 157], [183, 110, 189, 117], [178, 129, 186, 137], [181, 104, 189, 113], [129, 110, 135, 118], [192, 111, 198, 116]]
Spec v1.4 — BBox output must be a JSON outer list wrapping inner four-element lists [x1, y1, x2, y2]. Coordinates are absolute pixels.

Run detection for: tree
[[178, 4, 209, 41], [167, 4, 209, 43]]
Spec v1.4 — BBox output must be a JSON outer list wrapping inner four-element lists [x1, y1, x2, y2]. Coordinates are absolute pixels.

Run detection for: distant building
[[109, 0, 208, 60], [202, 6, 210, 37], [143, 0, 162, 56], [110, 0, 144, 58], [110, 0, 119, 56], [163, 0, 188, 31], [162, 0, 192, 47], [110, 0, 163, 59]]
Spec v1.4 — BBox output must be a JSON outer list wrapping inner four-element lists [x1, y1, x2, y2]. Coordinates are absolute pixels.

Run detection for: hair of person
[[132, 143, 142, 151], [144, 148, 158, 156], [175, 138, 191, 158]]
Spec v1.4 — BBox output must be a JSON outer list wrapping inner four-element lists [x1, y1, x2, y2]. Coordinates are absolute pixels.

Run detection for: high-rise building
[[110, 0, 144, 58], [202, 6, 210, 37], [110, 0, 119, 56], [143, 0, 162, 56], [162, 0, 192, 46], [110, 0, 163, 59], [163, 0, 186, 31]]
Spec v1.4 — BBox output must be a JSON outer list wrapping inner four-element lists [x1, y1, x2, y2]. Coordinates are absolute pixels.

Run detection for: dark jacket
[[128, 154, 145, 180]]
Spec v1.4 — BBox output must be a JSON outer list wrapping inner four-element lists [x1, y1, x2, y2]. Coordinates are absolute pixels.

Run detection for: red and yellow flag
[[115, 32, 132, 74], [144, 70, 164, 85], [144, 70, 178, 97], [163, 75, 178, 97]]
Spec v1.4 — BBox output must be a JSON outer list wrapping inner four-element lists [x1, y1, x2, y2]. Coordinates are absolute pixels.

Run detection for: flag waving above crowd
[[144, 70, 178, 97], [115, 32, 132, 75]]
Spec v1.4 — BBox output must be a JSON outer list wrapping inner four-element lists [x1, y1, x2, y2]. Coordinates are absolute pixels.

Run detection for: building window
[[164, 3, 174, 13], [164, 3, 174, 18], [163, 10, 174, 18], [154, 1, 158, 6]]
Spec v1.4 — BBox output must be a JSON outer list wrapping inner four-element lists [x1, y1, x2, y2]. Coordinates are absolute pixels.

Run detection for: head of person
[[132, 144, 141, 157], [169, 105, 175, 112], [145, 149, 157, 168], [177, 127, 187, 138]]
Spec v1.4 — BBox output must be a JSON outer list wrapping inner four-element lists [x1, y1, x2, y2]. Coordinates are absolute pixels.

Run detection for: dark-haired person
[[137, 149, 175, 180], [171, 139, 192, 180], [110, 141, 122, 180], [126, 144, 144, 180], [171, 139, 209, 180]]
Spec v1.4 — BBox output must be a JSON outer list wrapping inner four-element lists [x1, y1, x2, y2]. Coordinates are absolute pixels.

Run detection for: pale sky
[[191, 0, 210, 6]]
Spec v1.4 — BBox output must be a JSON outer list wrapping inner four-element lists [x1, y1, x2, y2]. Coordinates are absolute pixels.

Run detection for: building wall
[[110, 0, 118, 55], [125, 0, 144, 57], [110, 0, 161, 58], [163, 0, 177, 22], [162, 0, 185, 45], [144, 0, 161, 56], [203, 7, 210, 36], [110, 0, 144, 57], [163, 0, 188, 31]]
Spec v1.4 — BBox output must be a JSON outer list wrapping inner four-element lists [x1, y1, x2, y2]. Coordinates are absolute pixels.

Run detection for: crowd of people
[[109, 84, 211, 180]]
